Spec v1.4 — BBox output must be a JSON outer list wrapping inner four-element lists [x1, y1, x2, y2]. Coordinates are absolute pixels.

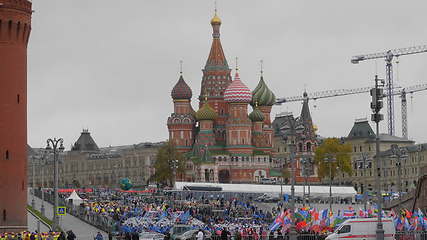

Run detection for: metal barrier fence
[[396, 231, 427, 240], [33, 189, 118, 238]]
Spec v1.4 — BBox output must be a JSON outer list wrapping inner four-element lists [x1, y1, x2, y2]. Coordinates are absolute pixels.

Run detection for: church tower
[[0, 0, 32, 231], [224, 70, 253, 154], [167, 71, 196, 152], [251, 71, 276, 151], [200, 11, 232, 143]]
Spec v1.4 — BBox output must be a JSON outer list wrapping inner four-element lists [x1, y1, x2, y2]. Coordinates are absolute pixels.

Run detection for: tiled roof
[[224, 72, 252, 103]]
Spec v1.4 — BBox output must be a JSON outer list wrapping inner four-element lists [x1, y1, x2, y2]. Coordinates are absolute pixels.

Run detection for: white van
[[326, 218, 395, 240]]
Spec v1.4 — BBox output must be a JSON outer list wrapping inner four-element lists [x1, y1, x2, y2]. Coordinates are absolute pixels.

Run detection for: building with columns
[[339, 118, 416, 193], [28, 130, 161, 189], [167, 11, 277, 183]]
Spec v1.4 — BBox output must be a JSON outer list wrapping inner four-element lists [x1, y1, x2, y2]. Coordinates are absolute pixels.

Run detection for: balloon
[[119, 178, 133, 191]]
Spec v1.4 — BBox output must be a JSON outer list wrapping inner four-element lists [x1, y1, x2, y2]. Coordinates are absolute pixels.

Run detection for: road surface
[[28, 192, 107, 239]]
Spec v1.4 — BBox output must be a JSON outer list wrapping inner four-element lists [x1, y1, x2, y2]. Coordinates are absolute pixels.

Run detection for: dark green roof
[[251, 76, 276, 106], [347, 119, 375, 140], [249, 107, 265, 122], [270, 169, 282, 177], [196, 102, 218, 121]]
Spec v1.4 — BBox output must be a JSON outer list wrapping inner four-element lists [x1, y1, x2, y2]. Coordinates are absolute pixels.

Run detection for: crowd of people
[[0, 230, 75, 240], [25, 189, 427, 240]]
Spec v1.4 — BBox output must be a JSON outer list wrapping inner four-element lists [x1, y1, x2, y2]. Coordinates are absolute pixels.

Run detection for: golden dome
[[313, 124, 318, 132], [211, 13, 221, 25]]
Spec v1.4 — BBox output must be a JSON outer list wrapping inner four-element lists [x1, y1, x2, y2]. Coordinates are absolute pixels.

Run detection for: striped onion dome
[[251, 76, 276, 106], [249, 106, 265, 122], [224, 72, 252, 103], [195, 102, 218, 121]]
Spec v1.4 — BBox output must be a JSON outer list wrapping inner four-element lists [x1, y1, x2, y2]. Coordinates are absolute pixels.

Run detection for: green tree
[[314, 138, 352, 180], [153, 141, 185, 186], [72, 179, 81, 188], [282, 167, 290, 184]]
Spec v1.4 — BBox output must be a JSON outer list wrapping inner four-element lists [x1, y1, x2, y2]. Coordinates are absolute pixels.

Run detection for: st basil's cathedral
[[167, 11, 317, 183]]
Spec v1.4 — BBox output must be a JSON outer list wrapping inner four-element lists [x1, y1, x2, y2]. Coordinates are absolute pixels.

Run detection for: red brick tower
[[251, 74, 276, 152], [168, 72, 196, 152], [224, 71, 253, 154], [0, 0, 32, 232], [195, 99, 218, 146], [249, 104, 265, 148], [200, 11, 232, 143]]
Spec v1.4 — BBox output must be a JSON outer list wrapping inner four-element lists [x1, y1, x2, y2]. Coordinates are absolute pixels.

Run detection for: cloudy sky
[[28, 0, 427, 148]]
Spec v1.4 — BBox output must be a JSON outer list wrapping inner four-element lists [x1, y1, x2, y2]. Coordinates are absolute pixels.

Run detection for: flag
[[269, 211, 285, 231], [358, 209, 366, 218], [320, 209, 328, 220], [343, 210, 355, 218], [178, 210, 190, 223]]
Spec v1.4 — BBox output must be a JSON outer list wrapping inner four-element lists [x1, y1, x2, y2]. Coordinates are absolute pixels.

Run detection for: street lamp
[[360, 153, 370, 212], [169, 159, 179, 188], [280, 119, 304, 240], [390, 144, 408, 211], [38, 149, 50, 216], [45, 137, 65, 232], [301, 156, 313, 206], [325, 154, 336, 212], [370, 75, 385, 240], [416, 145, 423, 188], [31, 155, 36, 209]]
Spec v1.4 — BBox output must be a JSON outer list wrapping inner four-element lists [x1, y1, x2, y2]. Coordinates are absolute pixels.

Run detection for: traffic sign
[[57, 206, 66, 216]]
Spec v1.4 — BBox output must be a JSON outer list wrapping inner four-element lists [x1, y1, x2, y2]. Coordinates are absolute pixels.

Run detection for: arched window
[[306, 142, 312, 152], [298, 143, 303, 152]]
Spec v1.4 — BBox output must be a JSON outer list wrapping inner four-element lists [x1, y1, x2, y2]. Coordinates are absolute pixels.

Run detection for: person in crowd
[[197, 229, 204, 240], [95, 232, 103, 240], [59, 232, 66, 240], [66, 230, 76, 240], [221, 227, 230, 240]]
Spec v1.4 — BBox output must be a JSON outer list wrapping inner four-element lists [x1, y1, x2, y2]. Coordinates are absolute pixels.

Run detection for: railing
[[33, 189, 118, 238], [395, 231, 427, 240]]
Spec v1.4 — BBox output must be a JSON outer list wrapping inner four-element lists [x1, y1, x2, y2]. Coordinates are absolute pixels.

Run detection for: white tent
[[65, 190, 84, 206], [175, 182, 357, 198]]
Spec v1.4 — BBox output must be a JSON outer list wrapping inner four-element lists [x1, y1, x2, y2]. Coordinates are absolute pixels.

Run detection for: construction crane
[[276, 83, 427, 139], [351, 44, 427, 136]]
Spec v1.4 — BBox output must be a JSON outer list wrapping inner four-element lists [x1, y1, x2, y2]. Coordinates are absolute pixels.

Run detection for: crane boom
[[276, 87, 372, 104], [276, 83, 427, 139], [351, 45, 427, 63], [351, 44, 427, 137]]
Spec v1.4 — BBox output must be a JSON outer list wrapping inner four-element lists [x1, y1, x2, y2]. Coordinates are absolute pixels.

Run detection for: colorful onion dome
[[195, 102, 218, 121], [249, 105, 265, 122], [251, 76, 276, 106], [171, 75, 192, 100], [224, 72, 252, 103], [211, 13, 221, 25]]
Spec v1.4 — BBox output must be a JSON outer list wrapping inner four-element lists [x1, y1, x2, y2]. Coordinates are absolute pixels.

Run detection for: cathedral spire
[[205, 8, 228, 71]]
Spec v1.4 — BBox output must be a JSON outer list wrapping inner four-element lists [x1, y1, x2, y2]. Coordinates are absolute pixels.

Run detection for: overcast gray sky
[[28, 0, 427, 148]]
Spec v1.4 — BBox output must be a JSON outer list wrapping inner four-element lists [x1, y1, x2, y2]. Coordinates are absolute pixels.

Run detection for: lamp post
[[325, 154, 336, 212], [360, 153, 370, 212], [36, 148, 49, 216], [370, 75, 385, 240], [31, 155, 36, 209], [390, 144, 407, 211], [301, 156, 313, 206], [280, 118, 304, 240], [45, 138, 65, 232], [169, 159, 179, 189], [416, 145, 422, 188], [40, 152, 47, 216]]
